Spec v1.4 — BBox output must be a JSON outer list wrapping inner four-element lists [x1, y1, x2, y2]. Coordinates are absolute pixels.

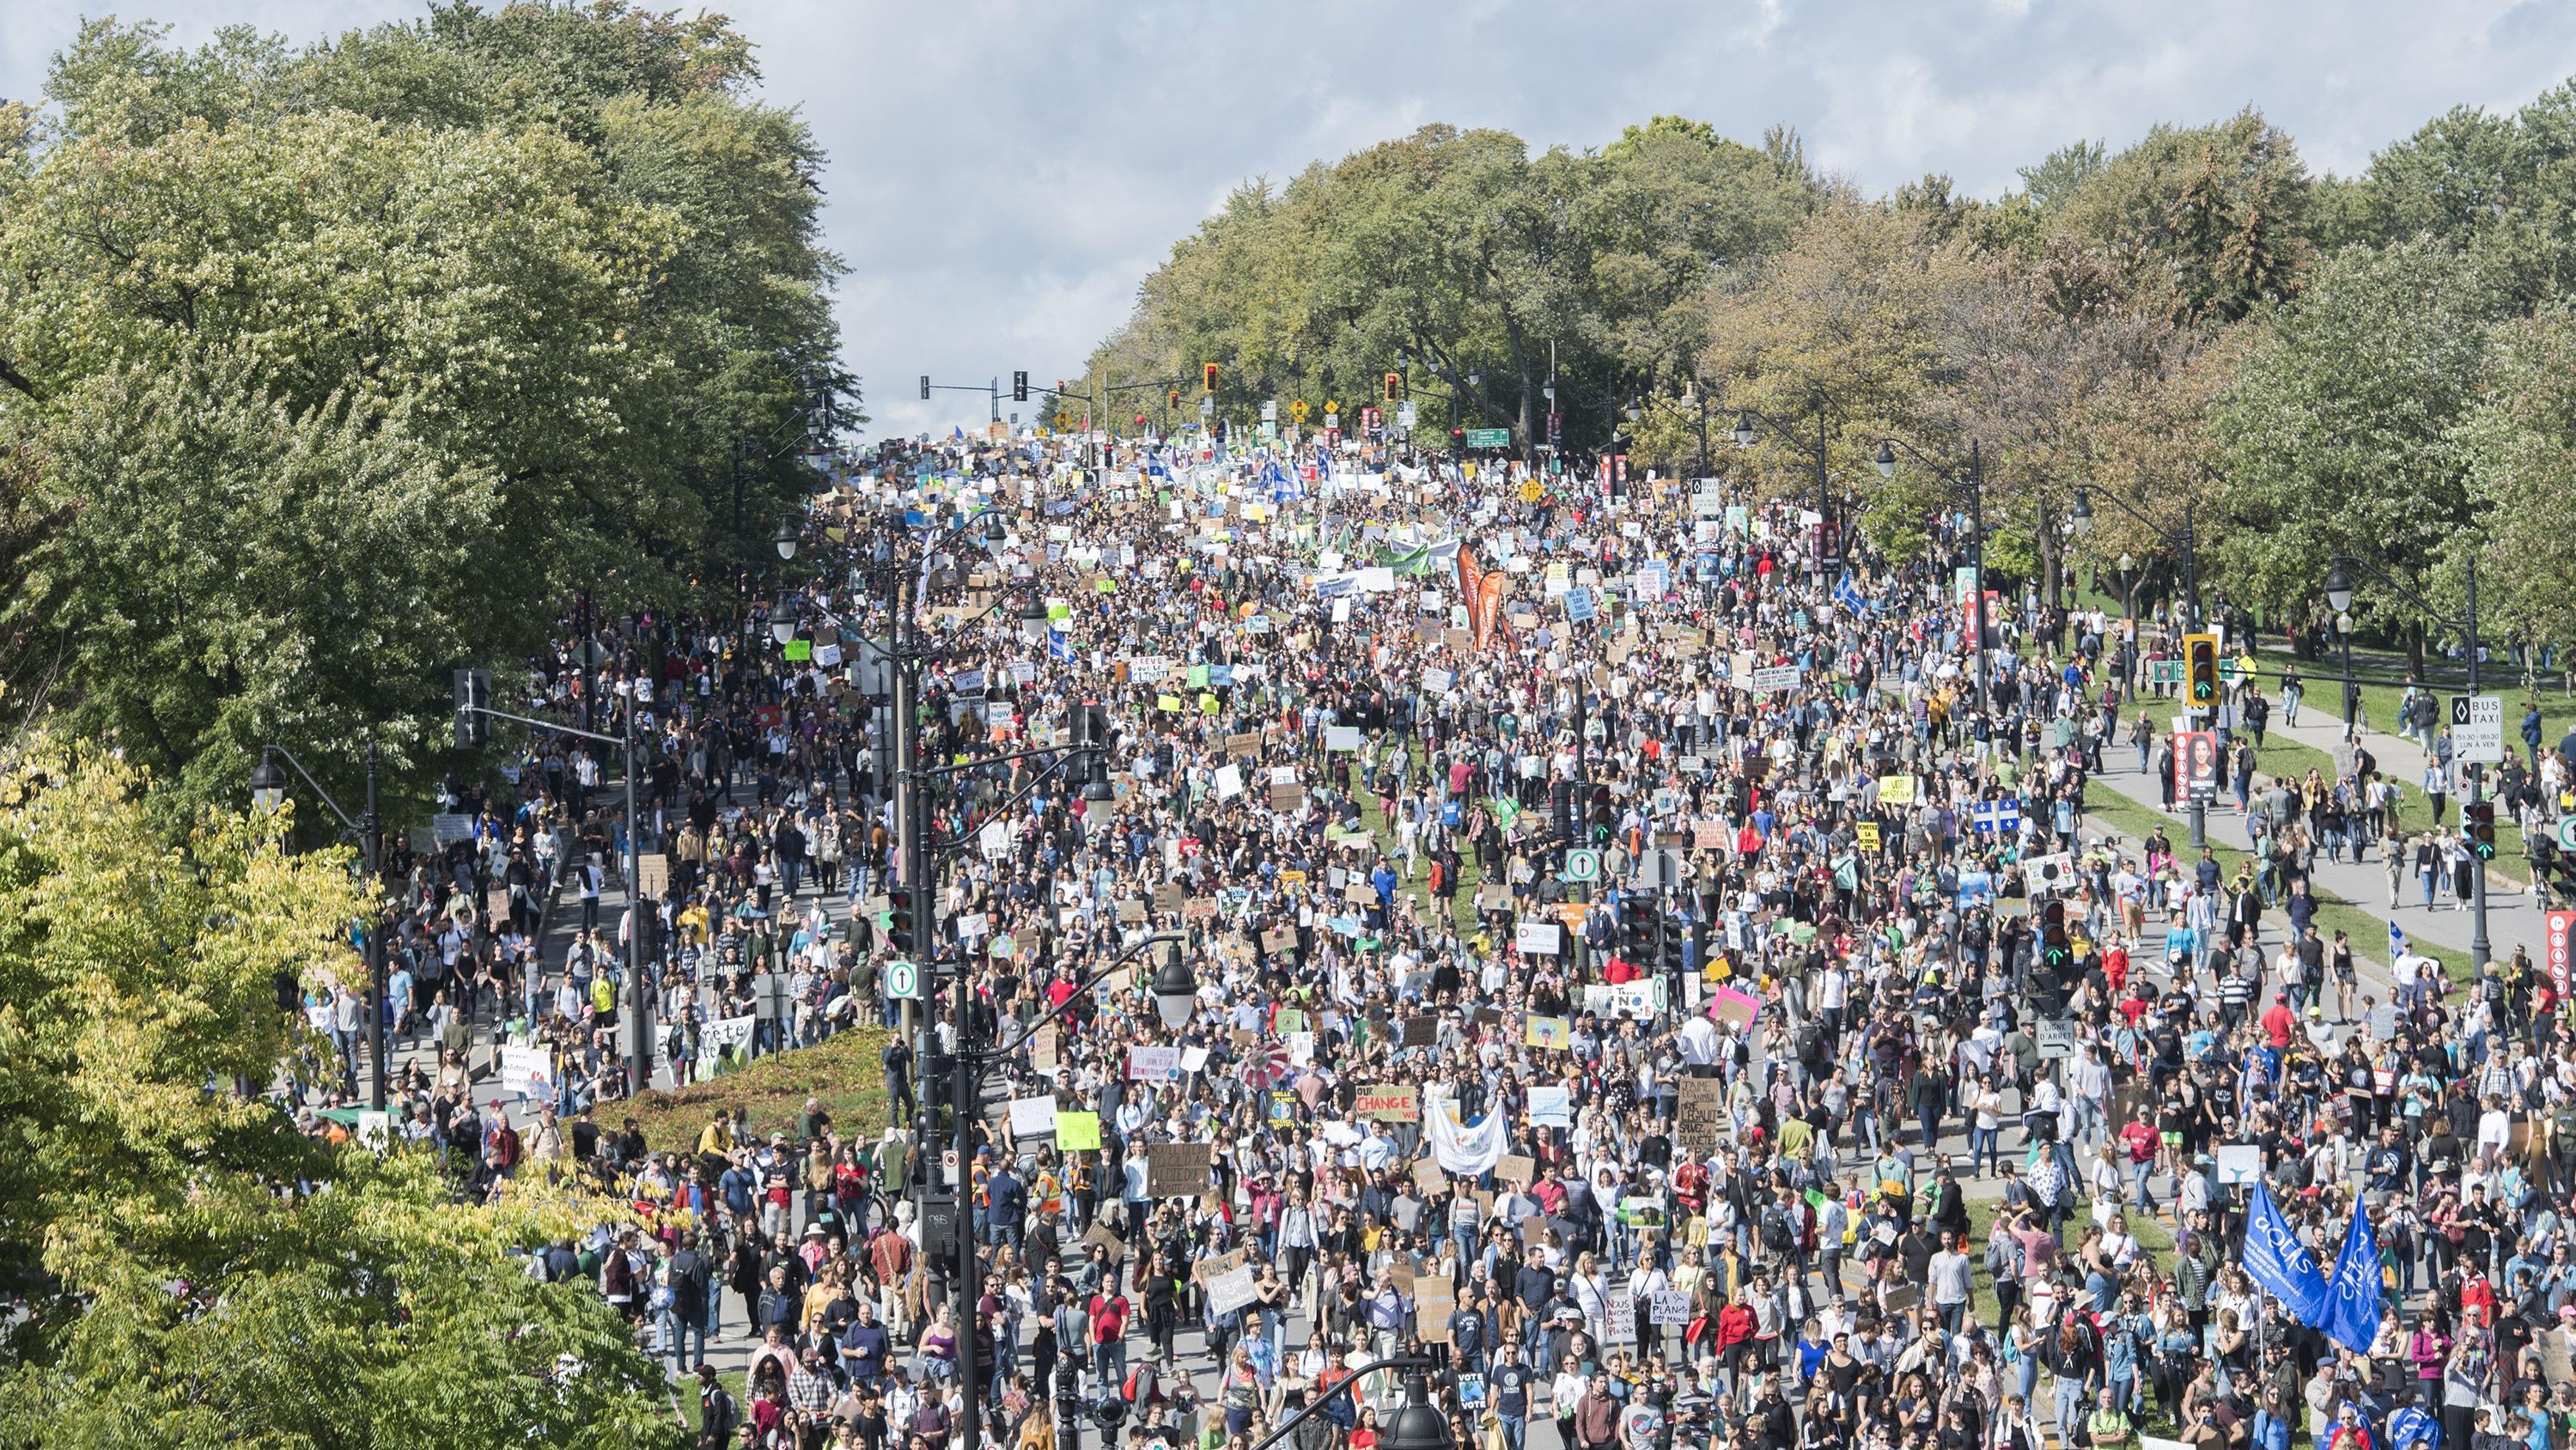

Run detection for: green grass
[[2079, 787, 2475, 987], [2252, 642, 2576, 746], [623, 1025, 891, 1156], [1355, 783, 1489, 938]]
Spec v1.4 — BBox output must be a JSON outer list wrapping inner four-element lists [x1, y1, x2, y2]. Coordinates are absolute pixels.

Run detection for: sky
[[9, 1, 2576, 441]]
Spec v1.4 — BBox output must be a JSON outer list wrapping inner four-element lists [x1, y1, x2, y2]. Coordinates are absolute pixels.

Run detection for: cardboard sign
[[1496, 1153, 1537, 1185], [1146, 1142, 1211, 1198], [1357, 1085, 1422, 1122], [1208, 1264, 1261, 1317], [636, 852, 670, 899], [1707, 984, 1761, 1033], [1401, 1015, 1437, 1047], [1412, 1158, 1447, 1196], [1677, 1077, 1726, 1155], [1261, 928, 1299, 955], [1416, 1279, 1457, 1343], [1154, 883, 1184, 914], [1649, 1290, 1692, 1327], [1855, 822, 1881, 853], [1082, 1223, 1126, 1263]]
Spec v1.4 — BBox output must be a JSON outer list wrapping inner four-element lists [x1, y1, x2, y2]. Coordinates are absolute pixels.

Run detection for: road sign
[[1463, 428, 1511, 448], [1519, 479, 1544, 504], [2559, 817, 2576, 852], [1561, 849, 1601, 884], [2550, 911, 2576, 997], [2452, 694, 2506, 764], [885, 959, 923, 1001]]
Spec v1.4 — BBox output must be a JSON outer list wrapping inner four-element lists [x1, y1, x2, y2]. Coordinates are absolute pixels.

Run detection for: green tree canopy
[[0, 3, 844, 816]]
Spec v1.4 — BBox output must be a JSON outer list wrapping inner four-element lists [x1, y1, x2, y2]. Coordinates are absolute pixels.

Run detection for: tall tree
[[2209, 240, 2501, 670]]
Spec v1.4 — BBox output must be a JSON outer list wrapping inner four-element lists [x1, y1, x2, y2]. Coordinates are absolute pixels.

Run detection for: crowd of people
[[313, 423, 2576, 1450]]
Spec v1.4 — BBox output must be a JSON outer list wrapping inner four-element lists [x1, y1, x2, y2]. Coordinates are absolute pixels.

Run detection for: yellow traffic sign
[[1324, 400, 1340, 415], [1519, 479, 1544, 504], [1291, 400, 1309, 423]]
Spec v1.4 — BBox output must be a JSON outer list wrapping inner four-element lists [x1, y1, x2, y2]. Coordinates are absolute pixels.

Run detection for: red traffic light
[[1201, 362, 1219, 394]]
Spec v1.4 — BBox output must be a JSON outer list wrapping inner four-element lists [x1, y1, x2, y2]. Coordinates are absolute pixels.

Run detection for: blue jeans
[[1498, 1415, 1526, 1450], [1971, 1126, 2001, 1177], [2054, 1374, 2087, 1446], [2130, 1159, 2154, 1209], [662, 1311, 707, 1375]]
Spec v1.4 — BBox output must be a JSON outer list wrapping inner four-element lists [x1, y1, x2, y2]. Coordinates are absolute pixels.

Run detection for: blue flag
[[2242, 1179, 2331, 1325], [2389, 920, 2406, 965], [2387, 1404, 2439, 1450], [2324, 1197, 2386, 1353]]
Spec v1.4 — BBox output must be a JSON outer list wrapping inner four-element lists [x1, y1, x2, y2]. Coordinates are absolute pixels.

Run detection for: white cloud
[[7, 0, 2576, 440]]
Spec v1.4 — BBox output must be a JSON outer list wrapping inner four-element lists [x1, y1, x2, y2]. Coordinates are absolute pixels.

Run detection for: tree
[[1700, 200, 1975, 555], [0, 5, 844, 815], [2455, 302, 2576, 660], [0, 739, 679, 1447], [2209, 240, 2501, 671], [2052, 107, 2314, 321]]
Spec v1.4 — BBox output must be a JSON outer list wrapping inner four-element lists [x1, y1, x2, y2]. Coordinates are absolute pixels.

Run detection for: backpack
[[1761, 1205, 1795, 1255]]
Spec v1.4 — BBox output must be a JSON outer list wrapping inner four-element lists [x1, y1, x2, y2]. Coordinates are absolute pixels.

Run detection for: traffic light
[[451, 668, 490, 750], [919, 375, 930, 400], [887, 884, 919, 958], [2467, 799, 2498, 861], [2183, 633, 2220, 709], [1168, 389, 1180, 408], [1202, 362, 1218, 395], [1550, 781, 1575, 843], [1012, 371, 1028, 403], [1619, 904, 1654, 968], [1659, 909, 1688, 980], [1384, 371, 1401, 403], [1070, 701, 1113, 799]]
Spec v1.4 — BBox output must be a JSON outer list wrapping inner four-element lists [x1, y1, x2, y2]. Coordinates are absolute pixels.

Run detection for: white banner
[[703, 1014, 757, 1056], [1514, 919, 1562, 956]]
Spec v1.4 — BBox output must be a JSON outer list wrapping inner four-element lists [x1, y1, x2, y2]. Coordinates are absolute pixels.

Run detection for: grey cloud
[[8, 1, 2576, 440]]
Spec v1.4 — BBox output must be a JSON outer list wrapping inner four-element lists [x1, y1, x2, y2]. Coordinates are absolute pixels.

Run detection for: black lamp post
[[251, 742, 387, 1110], [1874, 436, 1987, 716], [774, 515, 801, 561], [2324, 559, 2357, 733], [2321, 551, 2491, 970], [1732, 399, 1834, 564], [1243, 1360, 1452, 1450], [2069, 483, 2205, 850]]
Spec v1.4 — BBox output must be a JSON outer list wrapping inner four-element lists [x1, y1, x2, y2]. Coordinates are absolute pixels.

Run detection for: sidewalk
[[2088, 716, 2548, 968]]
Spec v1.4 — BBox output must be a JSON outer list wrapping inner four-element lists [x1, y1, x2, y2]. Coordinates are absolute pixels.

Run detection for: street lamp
[[770, 612, 797, 646], [1875, 436, 1989, 716], [1380, 1373, 1454, 1450], [2069, 482, 2208, 849], [1150, 945, 1197, 1031], [774, 516, 801, 561], [249, 752, 288, 813], [1732, 411, 1755, 448], [2321, 551, 2492, 968], [1244, 1361, 1452, 1450], [249, 743, 388, 1109]]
